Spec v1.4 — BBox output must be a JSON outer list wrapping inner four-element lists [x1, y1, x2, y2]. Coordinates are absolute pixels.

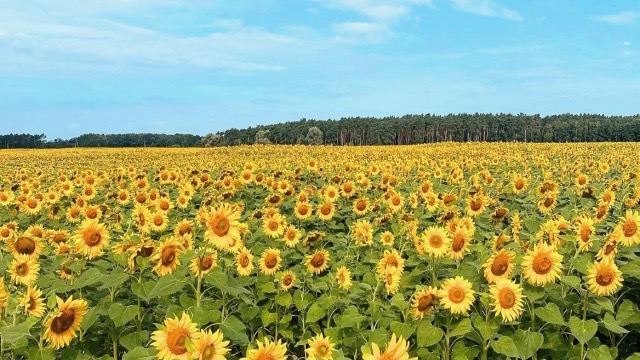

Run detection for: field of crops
[[1, 143, 640, 360]]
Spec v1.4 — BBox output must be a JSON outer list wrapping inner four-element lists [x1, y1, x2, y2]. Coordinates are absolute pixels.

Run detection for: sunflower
[[294, 202, 313, 220], [537, 194, 557, 215], [0, 281, 9, 314], [306, 249, 330, 275], [152, 236, 184, 276], [43, 296, 88, 349], [600, 188, 616, 206], [236, 247, 254, 276], [466, 194, 487, 217], [241, 338, 287, 360], [387, 193, 404, 213], [317, 202, 336, 221], [438, 276, 475, 315], [151, 313, 200, 360], [449, 227, 472, 262], [72, 219, 110, 260], [263, 213, 286, 238], [189, 251, 218, 277], [306, 334, 335, 360], [574, 216, 595, 252], [341, 181, 356, 198], [205, 203, 243, 250], [382, 266, 402, 295], [512, 174, 528, 194], [9, 254, 40, 286], [22, 196, 42, 215], [483, 249, 516, 284], [618, 210, 640, 246], [352, 197, 370, 217], [280, 270, 297, 291], [363, 334, 417, 360], [376, 249, 405, 276], [9, 233, 44, 259], [174, 219, 194, 237], [489, 279, 525, 322], [283, 225, 301, 248], [424, 191, 439, 213], [192, 329, 230, 360], [19, 286, 45, 318], [421, 226, 451, 259], [351, 220, 374, 246], [379, 231, 395, 247], [336, 266, 353, 291], [587, 258, 623, 296], [66, 205, 83, 224], [521, 243, 563, 286], [150, 211, 169, 233], [410, 287, 438, 319], [259, 248, 282, 276]]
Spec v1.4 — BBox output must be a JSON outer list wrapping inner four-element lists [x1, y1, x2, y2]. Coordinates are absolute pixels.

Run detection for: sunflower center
[[0, 228, 9, 237], [596, 268, 615, 286], [452, 234, 465, 252], [240, 255, 250, 267], [298, 205, 309, 215], [16, 237, 36, 255], [211, 216, 230, 237], [51, 309, 76, 334], [429, 234, 443, 248], [84, 231, 102, 247], [265, 254, 278, 268], [543, 197, 554, 207], [268, 221, 279, 231], [16, 263, 29, 276], [320, 205, 332, 216], [27, 199, 38, 209], [257, 353, 276, 360], [283, 275, 293, 286], [356, 201, 366, 211], [623, 220, 637, 237], [28, 296, 37, 311], [166, 329, 189, 355], [386, 258, 398, 268], [392, 197, 401, 206], [580, 226, 592, 242], [448, 288, 466, 304], [498, 288, 516, 308], [490, 254, 509, 276], [470, 199, 482, 211], [532, 253, 552, 274], [338, 273, 345, 282], [418, 294, 434, 311], [317, 344, 329, 356], [311, 254, 325, 267], [201, 256, 213, 271], [53, 234, 67, 243], [154, 216, 164, 226], [202, 344, 216, 360], [515, 178, 525, 190], [161, 247, 176, 266]]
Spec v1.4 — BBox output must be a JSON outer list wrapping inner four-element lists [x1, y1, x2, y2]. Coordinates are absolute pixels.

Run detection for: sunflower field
[[1, 143, 640, 360]]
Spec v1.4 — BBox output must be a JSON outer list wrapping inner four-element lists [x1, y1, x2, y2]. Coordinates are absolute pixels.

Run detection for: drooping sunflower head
[[151, 236, 184, 277], [410, 287, 439, 320], [574, 216, 595, 251], [151, 312, 201, 360], [336, 266, 353, 291], [43, 296, 88, 349], [489, 279, 525, 322], [438, 276, 475, 315], [306, 249, 330, 275], [449, 226, 472, 262], [587, 258, 623, 297], [20, 286, 45, 318], [189, 251, 218, 278]]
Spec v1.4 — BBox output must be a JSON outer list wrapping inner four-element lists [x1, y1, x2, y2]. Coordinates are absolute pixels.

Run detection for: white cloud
[[450, 0, 523, 21], [333, 21, 391, 43], [624, 41, 631, 46], [320, 0, 433, 21], [591, 11, 640, 25]]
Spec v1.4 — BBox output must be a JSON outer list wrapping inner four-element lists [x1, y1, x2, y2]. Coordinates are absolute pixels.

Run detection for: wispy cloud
[[321, 0, 433, 22], [591, 11, 640, 25], [333, 21, 391, 43], [450, 0, 523, 21]]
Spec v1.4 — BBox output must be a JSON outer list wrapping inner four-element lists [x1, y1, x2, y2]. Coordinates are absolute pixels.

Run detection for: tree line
[[3, 113, 640, 148], [210, 113, 640, 146]]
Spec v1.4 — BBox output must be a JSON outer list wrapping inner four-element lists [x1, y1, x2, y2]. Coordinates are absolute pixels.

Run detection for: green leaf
[[536, 302, 565, 325], [131, 281, 154, 302], [122, 347, 155, 360], [473, 316, 499, 341], [72, 268, 102, 289], [602, 313, 629, 334], [108, 303, 139, 327], [390, 321, 416, 340], [416, 321, 444, 348], [561, 275, 582, 289], [595, 298, 614, 314], [619, 261, 640, 279], [28, 348, 55, 360], [490, 336, 520, 358], [261, 310, 278, 327], [119, 331, 149, 352], [148, 275, 186, 299], [306, 302, 326, 323], [514, 329, 544, 359], [627, 354, 640, 360], [449, 318, 471, 338], [617, 300, 640, 326], [275, 292, 292, 307], [568, 316, 598, 344], [0, 317, 39, 346], [586, 345, 614, 360], [524, 283, 546, 302], [98, 268, 130, 290], [220, 315, 249, 345]]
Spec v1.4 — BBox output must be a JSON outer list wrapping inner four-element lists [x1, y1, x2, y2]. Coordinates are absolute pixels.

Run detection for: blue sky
[[0, 0, 638, 139]]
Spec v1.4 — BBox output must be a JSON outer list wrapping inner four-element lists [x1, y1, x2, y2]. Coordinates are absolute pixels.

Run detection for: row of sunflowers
[[0, 143, 640, 359]]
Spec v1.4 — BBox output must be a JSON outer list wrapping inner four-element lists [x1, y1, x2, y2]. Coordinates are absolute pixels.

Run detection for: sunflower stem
[[195, 274, 202, 308], [112, 333, 118, 360], [430, 255, 438, 285], [582, 290, 589, 321]]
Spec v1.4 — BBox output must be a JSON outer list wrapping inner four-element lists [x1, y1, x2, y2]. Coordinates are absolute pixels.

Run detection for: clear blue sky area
[[0, 1, 638, 138]]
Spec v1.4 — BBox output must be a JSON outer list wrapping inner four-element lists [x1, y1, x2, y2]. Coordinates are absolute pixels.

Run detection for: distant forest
[[2, 113, 640, 148]]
